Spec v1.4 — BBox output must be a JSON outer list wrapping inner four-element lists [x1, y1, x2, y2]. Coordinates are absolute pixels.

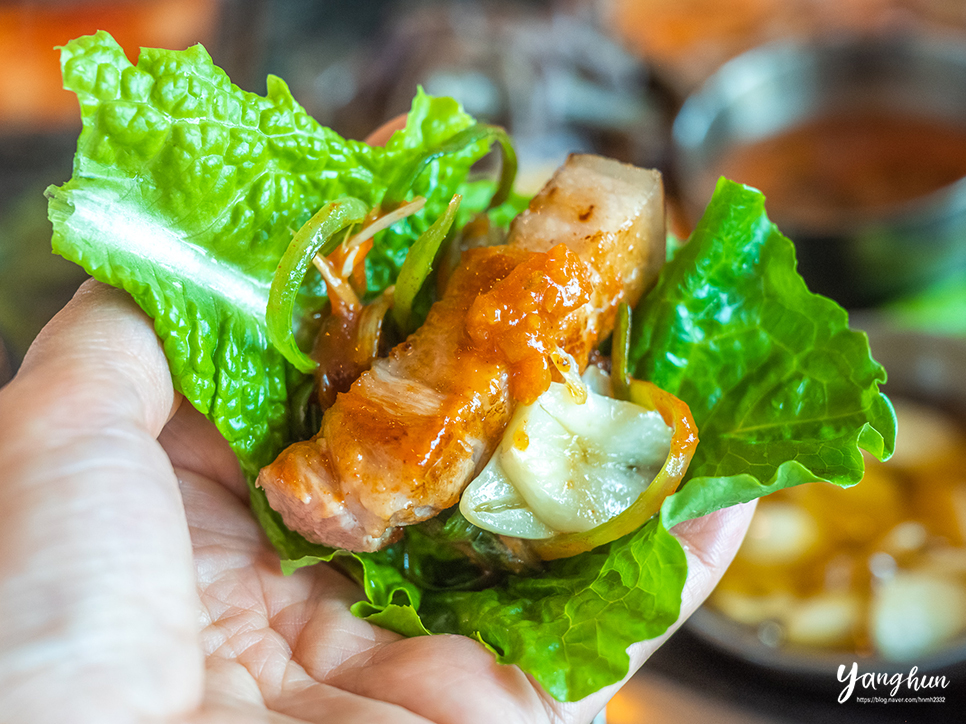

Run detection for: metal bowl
[[672, 36, 966, 309], [686, 325, 966, 685]]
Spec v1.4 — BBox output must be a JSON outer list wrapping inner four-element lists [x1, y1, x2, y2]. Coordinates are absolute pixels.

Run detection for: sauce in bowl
[[713, 111, 966, 231], [672, 37, 966, 307]]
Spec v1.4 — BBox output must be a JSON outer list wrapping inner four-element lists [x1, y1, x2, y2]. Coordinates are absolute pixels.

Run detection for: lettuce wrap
[[46, 32, 896, 702]]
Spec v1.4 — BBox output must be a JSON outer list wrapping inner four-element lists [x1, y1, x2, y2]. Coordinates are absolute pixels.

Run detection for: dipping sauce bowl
[[672, 36, 966, 308]]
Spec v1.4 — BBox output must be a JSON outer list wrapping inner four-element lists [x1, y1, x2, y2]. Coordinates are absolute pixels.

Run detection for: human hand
[[0, 280, 754, 723], [0, 120, 755, 724]]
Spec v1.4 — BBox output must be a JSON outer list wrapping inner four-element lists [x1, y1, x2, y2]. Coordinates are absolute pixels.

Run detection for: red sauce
[[466, 243, 593, 403], [712, 111, 966, 230]]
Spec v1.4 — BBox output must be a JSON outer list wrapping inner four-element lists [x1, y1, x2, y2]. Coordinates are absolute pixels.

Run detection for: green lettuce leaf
[[417, 517, 686, 700], [627, 179, 897, 528], [46, 31, 488, 484]]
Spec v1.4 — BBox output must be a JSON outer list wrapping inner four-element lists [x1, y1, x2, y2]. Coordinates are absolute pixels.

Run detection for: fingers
[[631, 502, 757, 662], [363, 113, 409, 147], [670, 500, 757, 617], [0, 279, 203, 720], [16, 279, 180, 434], [160, 401, 247, 500]]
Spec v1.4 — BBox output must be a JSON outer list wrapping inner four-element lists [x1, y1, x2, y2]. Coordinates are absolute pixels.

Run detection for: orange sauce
[[309, 243, 594, 495], [713, 111, 966, 230], [466, 243, 593, 403], [319, 247, 516, 476]]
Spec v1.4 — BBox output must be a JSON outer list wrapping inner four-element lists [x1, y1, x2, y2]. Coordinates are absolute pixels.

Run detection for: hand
[[0, 279, 754, 723], [0, 119, 755, 724]]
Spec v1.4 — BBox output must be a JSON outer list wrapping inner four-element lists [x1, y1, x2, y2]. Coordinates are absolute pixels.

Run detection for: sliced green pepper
[[611, 302, 632, 402], [393, 194, 461, 334], [266, 197, 369, 373], [382, 123, 517, 212]]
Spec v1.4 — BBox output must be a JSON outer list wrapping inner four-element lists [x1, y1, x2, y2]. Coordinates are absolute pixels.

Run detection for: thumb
[[0, 279, 202, 721], [16, 278, 180, 431]]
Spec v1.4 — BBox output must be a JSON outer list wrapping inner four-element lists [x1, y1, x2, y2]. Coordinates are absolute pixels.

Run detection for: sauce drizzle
[[466, 243, 593, 403]]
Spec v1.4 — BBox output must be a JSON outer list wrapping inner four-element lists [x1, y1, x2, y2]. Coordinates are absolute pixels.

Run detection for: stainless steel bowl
[[672, 36, 966, 308], [687, 326, 966, 684]]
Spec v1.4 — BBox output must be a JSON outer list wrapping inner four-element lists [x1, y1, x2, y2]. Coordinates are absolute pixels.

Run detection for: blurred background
[[2, 1, 966, 721]]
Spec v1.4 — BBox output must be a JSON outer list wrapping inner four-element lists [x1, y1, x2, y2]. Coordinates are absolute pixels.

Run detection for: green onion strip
[[393, 194, 462, 333], [267, 197, 369, 373], [612, 302, 632, 402], [382, 123, 517, 212]]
